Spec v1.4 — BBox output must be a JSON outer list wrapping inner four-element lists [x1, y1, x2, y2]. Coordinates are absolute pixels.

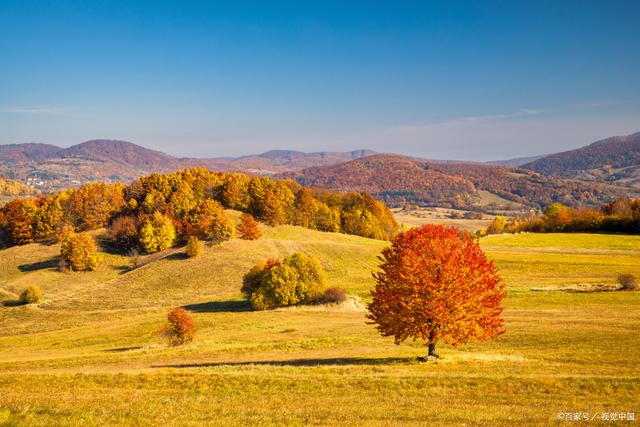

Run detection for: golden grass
[[0, 224, 639, 425]]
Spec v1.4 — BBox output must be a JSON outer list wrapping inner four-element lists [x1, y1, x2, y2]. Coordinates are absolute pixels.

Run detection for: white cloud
[[0, 106, 73, 115]]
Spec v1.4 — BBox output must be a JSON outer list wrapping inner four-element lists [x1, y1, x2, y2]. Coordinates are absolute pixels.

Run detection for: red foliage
[[163, 308, 196, 346], [367, 224, 506, 357]]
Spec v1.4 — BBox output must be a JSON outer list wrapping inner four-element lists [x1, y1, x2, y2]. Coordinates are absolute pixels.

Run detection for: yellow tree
[[139, 212, 176, 253], [60, 230, 104, 271]]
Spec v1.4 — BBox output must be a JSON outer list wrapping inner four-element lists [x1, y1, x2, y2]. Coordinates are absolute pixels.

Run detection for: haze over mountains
[[1, 131, 639, 211], [0, 140, 374, 190]]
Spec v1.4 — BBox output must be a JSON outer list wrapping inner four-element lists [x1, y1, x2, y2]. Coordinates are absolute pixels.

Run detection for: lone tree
[[60, 227, 104, 271], [367, 224, 506, 359], [237, 212, 262, 240]]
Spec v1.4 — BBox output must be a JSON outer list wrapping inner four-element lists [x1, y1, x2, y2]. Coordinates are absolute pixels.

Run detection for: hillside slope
[[281, 154, 634, 210], [523, 131, 640, 186]]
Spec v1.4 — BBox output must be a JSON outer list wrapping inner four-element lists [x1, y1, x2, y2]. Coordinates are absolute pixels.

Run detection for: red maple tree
[[367, 224, 506, 359]]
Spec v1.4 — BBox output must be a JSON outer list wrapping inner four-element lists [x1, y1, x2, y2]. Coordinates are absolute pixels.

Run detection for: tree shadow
[[96, 236, 128, 255], [18, 256, 60, 272], [104, 346, 143, 353], [183, 300, 251, 313], [165, 253, 188, 261], [154, 357, 414, 369], [1, 300, 25, 307]]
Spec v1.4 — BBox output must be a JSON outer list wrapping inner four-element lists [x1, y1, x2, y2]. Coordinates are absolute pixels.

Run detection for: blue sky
[[1, 1, 639, 160]]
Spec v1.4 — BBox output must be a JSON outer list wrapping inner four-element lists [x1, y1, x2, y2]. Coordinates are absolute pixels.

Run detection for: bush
[[162, 308, 195, 346], [20, 286, 43, 304], [237, 213, 261, 240], [185, 235, 202, 258], [242, 252, 326, 310], [315, 287, 348, 304], [109, 215, 139, 250], [618, 274, 638, 291], [60, 231, 104, 271]]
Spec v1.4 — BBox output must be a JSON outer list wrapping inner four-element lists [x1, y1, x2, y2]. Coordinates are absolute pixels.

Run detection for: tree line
[[485, 198, 640, 235], [0, 168, 399, 250]]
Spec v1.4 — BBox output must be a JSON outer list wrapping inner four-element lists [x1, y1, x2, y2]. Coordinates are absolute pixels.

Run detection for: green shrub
[[242, 252, 326, 310], [20, 286, 43, 304], [618, 274, 638, 291]]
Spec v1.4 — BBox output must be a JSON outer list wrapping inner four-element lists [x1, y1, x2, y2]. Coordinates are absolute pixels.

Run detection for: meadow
[[0, 221, 639, 426]]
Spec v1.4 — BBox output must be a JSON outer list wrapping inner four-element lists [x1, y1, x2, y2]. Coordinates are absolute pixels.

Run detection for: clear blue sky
[[1, 0, 639, 160]]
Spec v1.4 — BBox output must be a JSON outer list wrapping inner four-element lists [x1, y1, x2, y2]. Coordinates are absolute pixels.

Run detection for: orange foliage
[[237, 213, 261, 240], [367, 224, 506, 358], [162, 308, 196, 346]]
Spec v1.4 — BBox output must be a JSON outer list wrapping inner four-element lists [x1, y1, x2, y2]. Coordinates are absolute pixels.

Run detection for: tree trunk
[[428, 343, 438, 358]]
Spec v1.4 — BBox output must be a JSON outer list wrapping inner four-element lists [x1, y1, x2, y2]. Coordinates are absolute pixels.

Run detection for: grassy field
[[392, 207, 493, 232], [1, 224, 639, 426]]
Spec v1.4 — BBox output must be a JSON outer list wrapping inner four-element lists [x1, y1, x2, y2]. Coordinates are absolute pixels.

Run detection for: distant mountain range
[[1, 131, 639, 210], [521, 132, 640, 186], [487, 155, 546, 167], [0, 140, 374, 191]]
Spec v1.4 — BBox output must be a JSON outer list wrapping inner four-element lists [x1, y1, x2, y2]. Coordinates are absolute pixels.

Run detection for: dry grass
[[0, 223, 639, 425]]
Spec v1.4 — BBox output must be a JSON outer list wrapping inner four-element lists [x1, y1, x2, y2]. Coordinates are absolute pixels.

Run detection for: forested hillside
[[282, 154, 633, 211], [522, 132, 640, 186]]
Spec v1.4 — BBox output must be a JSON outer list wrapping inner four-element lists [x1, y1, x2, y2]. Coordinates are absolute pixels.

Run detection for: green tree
[[241, 253, 325, 310]]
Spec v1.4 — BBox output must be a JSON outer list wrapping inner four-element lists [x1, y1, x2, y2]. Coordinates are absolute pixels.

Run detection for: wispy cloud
[[395, 108, 551, 132], [570, 100, 619, 109], [0, 106, 73, 115]]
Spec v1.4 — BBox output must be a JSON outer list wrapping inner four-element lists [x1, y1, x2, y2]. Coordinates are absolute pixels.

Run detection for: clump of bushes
[[241, 252, 326, 310], [314, 287, 349, 304], [161, 308, 195, 346], [618, 274, 638, 291], [185, 235, 202, 258], [59, 226, 104, 271], [20, 286, 43, 304]]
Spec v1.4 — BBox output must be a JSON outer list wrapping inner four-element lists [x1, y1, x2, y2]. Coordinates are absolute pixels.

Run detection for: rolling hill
[[281, 154, 635, 211], [0, 221, 638, 425], [522, 131, 640, 186], [0, 140, 374, 191]]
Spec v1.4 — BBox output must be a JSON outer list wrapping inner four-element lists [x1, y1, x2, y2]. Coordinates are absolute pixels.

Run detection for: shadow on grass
[[165, 253, 188, 261], [1, 299, 25, 307], [104, 346, 144, 353], [154, 357, 414, 369], [183, 300, 251, 313], [18, 256, 59, 272]]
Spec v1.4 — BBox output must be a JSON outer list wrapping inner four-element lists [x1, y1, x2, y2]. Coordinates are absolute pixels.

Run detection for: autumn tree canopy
[[367, 224, 506, 359], [1, 168, 399, 250]]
